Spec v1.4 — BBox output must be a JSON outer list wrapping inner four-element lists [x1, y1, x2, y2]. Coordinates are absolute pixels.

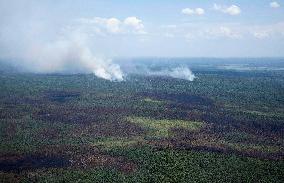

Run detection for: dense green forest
[[0, 60, 283, 182]]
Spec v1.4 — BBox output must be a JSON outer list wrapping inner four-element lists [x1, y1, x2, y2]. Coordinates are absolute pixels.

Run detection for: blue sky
[[1, 0, 284, 58]]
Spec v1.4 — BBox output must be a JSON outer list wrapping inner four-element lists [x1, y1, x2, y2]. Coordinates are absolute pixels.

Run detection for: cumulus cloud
[[77, 16, 146, 35], [217, 26, 242, 39], [252, 31, 270, 39], [181, 8, 205, 15], [185, 26, 242, 40], [250, 22, 284, 39], [124, 17, 146, 34], [270, 2, 280, 8], [101, 17, 121, 33], [200, 26, 242, 39], [164, 21, 284, 42], [213, 4, 241, 15], [163, 33, 175, 38]]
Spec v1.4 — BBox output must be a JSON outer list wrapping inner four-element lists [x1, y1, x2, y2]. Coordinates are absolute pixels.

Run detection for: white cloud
[[77, 17, 122, 34], [76, 16, 146, 35], [250, 22, 284, 39], [181, 8, 205, 15], [161, 24, 177, 29], [124, 17, 146, 34], [219, 26, 241, 38], [252, 32, 269, 39], [185, 33, 195, 40], [213, 4, 241, 15], [163, 21, 284, 42], [206, 26, 242, 39], [183, 26, 242, 41], [270, 2, 280, 8], [182, 8, 195, 15], [163, 33, 175, 38], [195, 8, 205, 15], [105, 18, 121, 33]]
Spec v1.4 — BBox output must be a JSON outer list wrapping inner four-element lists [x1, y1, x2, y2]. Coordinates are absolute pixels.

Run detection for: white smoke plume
[[124, 64, 197, 81], [0, 1, 125, 81], [149, 67, 196, 81], [22, 37, 124, 81], [4, 37, 125, 81], [119, 59, 197, 81], [165, 67, 196, 81], [0, 1, 196, 82]]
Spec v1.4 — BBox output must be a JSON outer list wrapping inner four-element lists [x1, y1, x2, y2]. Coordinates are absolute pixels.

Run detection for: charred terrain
[[0, 58, 284, 182]]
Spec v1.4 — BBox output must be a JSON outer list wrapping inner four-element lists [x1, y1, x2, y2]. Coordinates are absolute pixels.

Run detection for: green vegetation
[[127, 117, 204, 138], [91, 137, 144, 150], [108, 146, 284, 183], [0, 60, 283, 182]]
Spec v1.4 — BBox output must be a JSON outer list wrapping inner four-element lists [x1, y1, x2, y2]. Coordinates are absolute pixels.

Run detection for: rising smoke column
[[166, 67, 196, 81], [141, 66, 196, 81], [21, 38, 125, 81], [0, 1, 125, 81], [0, 20, 124, 81]]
